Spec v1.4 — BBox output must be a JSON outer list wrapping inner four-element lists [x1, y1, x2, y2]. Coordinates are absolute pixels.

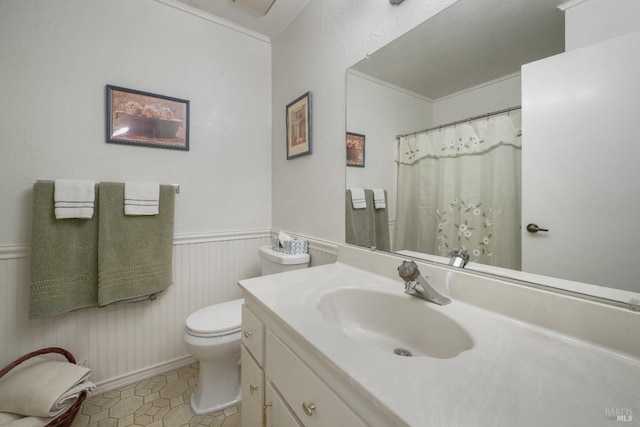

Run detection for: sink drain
[[393, 348, 413, 357]]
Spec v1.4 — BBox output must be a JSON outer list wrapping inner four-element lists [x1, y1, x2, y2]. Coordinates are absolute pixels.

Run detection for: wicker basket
[[0, 347, 87, 427]]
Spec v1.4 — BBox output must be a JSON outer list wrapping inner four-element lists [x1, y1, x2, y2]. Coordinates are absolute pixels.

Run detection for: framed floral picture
[[346, 132, 365, 167], [286, 92, 312, 159], [106, 85, 190, 151]]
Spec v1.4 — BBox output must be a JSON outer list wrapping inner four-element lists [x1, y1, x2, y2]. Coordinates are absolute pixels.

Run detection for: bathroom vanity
[[239, 245, 640, 427]]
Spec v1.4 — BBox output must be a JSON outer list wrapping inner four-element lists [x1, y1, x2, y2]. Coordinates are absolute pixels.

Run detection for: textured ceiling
[[167, 0, 309, 40], [161, 0, 565, 98], [351, 0, 566, 100]]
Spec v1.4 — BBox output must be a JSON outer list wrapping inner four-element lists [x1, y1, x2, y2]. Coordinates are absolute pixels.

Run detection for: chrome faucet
[[448, 249, 470, 268], [397, 260, 451, 305]]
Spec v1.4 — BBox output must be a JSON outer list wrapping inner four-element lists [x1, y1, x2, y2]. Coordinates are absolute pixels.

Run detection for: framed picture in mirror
[[286, 91, 312, 159], [346, 132, 365, 167]]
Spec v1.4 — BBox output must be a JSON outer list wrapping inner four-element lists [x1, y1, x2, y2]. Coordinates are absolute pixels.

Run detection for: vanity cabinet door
[[242, 304, 264, 364], [265, 380, 302, 427], [266, 331, 368, 427], [241, 344, 264, 427]]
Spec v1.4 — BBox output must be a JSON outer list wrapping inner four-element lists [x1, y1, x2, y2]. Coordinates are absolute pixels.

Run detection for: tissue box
[[272, 237, 309, 255]]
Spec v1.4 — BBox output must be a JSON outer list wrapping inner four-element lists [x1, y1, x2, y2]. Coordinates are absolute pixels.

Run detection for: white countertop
[[239, 262, 640, 427]]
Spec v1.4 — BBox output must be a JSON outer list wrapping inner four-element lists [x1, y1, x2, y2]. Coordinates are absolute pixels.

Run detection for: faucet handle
[[398, 260, 421, 282]]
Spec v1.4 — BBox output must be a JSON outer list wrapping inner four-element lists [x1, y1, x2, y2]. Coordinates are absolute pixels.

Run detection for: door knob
[[526, 223, 549, 233]]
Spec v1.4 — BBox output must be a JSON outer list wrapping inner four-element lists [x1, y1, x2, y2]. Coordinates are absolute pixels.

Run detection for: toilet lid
[[185, 298, 244, 337]]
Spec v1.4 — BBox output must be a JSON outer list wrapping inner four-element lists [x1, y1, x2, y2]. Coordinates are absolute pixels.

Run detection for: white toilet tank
[[259, 246, 310, 275]]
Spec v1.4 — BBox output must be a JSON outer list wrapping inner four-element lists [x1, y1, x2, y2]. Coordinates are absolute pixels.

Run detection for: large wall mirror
[[346, 0, 640, 307]]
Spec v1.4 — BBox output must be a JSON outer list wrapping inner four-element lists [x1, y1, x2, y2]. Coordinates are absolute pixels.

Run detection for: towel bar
[[37, 180, 181, 194]]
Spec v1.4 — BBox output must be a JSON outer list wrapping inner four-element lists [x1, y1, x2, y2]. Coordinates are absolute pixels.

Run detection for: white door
[[521, 30, 640, 293]]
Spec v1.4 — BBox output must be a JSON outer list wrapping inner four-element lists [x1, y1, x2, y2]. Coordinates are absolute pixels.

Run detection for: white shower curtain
[[395, 111, 522, 270]]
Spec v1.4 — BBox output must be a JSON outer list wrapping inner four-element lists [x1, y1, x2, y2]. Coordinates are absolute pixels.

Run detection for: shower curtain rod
[[395, 105, 522, 139]]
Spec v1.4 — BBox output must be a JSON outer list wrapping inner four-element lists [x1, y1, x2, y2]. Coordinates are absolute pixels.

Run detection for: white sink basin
[[317, 287, 473, 359]]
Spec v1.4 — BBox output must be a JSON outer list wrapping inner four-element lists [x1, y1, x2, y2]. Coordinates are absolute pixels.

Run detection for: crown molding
[[558, 0, 589, 12], [153, 0, 271, 43]]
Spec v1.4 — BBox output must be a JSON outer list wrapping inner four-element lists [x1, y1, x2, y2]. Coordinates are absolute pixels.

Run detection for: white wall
[[345, 71, 433, 225], [271, 0, 458, 244], [432, 73, 522, 125], [563, 0, 640, 50], [0, 0, 272, 245], [0, 0, 273, 385]]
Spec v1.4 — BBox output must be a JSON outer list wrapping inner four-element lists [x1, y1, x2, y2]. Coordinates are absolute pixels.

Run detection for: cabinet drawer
[[242, 304, 264, 364], [241, 345, 264, 427], [265, 380, 302, 427], [266, 331, 368, 427]]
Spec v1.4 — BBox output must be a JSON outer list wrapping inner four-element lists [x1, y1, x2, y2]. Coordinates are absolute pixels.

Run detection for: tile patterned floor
[[71, 363, 241, 427]]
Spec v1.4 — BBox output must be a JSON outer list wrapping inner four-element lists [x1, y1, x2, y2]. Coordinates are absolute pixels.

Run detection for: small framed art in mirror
[[346, 132, 365, 167]]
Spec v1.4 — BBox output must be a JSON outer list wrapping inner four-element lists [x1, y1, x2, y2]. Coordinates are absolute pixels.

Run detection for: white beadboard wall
[[0, 231, 337, 392]]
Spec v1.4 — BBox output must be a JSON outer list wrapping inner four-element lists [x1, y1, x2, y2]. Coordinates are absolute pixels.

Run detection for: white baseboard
[[91, 355, 197, 395]]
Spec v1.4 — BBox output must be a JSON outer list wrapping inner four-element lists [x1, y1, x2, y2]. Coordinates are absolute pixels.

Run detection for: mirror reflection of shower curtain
[[395, 112, 522, 270]]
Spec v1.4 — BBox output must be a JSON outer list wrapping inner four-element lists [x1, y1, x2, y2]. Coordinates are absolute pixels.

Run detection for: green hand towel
[[345, 189, 376, 249], [345, 189, 391, 251], [373, 190, 391, 252], [30, 181, 99, 318], [98, 183, 175, 306]]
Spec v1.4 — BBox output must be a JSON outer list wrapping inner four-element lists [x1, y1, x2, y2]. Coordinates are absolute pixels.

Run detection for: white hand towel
[[350, 188, 366, 209], [125, 204, 159, 216], [53, 179, 95, 219], [124, 181, 159, 215], [372, 188, 386, 209]]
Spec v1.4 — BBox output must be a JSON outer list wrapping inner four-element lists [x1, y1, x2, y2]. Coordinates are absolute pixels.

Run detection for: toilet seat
[[185, 298, 244, 338]]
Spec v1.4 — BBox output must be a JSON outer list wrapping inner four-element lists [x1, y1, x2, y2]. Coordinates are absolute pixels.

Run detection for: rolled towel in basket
[[0, 412, 51, 427], [0, 357, 95, 418]]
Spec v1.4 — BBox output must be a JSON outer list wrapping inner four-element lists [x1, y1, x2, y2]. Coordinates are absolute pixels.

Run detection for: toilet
[[183, 245, 310, 415]]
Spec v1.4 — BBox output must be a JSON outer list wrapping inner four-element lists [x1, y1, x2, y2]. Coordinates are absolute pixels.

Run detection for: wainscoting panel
[[307, 240, 339, 267], [0, 230, 338, 390], [0, 232, 271, 388]]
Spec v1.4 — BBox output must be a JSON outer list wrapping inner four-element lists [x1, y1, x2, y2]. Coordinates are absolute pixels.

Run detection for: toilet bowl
[[183, 245, 310, 414], [184, 298, 243, 415]]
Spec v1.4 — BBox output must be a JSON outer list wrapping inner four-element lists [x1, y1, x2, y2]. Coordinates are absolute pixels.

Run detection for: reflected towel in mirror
[[349, 188, 366, 209]]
